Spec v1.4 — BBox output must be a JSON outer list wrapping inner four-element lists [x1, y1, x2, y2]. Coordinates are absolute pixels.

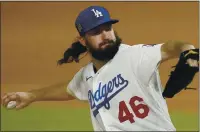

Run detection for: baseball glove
[[162, 48, 199, 98]]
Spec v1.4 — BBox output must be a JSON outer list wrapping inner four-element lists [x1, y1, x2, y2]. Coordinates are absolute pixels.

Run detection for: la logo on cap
[[91, 9, 103, 18]]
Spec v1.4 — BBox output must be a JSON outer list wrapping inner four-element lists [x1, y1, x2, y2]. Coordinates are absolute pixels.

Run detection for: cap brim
[[109, 19, 119, 24], [98, 19, 119, 26], [84, 19, 119, 33]]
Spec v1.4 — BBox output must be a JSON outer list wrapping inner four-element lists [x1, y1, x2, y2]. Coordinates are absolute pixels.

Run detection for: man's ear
[[76, 36, 86, 47]]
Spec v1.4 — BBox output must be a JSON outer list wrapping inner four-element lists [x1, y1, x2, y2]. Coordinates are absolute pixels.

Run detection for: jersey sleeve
[[136, 44, 163, 85], [66, 68, 88, 101]]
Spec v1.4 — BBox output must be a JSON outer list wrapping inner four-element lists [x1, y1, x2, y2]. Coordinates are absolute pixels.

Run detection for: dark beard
[[86, 33, 122, 61]]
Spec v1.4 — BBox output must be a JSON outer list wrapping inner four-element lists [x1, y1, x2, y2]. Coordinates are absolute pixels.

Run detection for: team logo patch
[[77, 24, 82, 32], [86, 76, 92, 81]]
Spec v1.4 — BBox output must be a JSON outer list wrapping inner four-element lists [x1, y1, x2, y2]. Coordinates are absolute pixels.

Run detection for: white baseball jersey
[[67, 44, 176, 131]]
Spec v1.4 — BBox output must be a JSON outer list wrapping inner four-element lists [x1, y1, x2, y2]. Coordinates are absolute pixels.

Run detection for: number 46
[[118, 96, 150, 123]]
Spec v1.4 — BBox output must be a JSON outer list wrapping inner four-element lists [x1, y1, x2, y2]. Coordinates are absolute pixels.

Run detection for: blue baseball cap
[[75, 6, 119, 36]]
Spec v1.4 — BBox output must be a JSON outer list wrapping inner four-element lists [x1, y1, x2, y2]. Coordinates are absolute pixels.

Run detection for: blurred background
[[1, 1, 199, 131]]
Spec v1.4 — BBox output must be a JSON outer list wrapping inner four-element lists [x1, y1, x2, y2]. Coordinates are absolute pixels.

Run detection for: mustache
[[99, 39, 115, 47]]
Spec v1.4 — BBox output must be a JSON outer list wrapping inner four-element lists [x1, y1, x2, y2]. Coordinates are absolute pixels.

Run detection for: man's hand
[[1, 92, 36, 110], [186, 58, 199, 67]]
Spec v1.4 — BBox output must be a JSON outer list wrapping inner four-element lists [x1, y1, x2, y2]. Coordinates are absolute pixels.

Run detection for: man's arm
[[161, 40, 195, 62], [2, 82, 75, 109], [30, 82, 75, 101]]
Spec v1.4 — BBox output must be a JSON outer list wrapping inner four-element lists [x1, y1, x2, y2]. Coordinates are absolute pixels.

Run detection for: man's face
[[84, 23, 122, 61]]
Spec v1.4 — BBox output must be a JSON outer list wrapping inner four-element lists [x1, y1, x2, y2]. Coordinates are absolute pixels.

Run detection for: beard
[[85, 32, 122, 61]]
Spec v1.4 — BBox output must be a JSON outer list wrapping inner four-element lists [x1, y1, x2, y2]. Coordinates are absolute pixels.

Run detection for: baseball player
[[2, 6, 199, 131]]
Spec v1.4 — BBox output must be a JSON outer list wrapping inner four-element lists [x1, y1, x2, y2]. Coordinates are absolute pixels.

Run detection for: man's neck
[[92, 58, 108, 73]]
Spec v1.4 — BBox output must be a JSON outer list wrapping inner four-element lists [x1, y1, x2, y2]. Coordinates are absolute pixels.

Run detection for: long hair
[[57, 41, 87, 65]]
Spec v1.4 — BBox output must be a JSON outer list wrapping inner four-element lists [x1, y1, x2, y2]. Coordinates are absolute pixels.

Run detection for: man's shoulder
[[119, 43, 131, 49], [119, 43, 143, 52], [120, 43, 162, 51], [120, 43, 144, 48], [78, 62, 93, 77]]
